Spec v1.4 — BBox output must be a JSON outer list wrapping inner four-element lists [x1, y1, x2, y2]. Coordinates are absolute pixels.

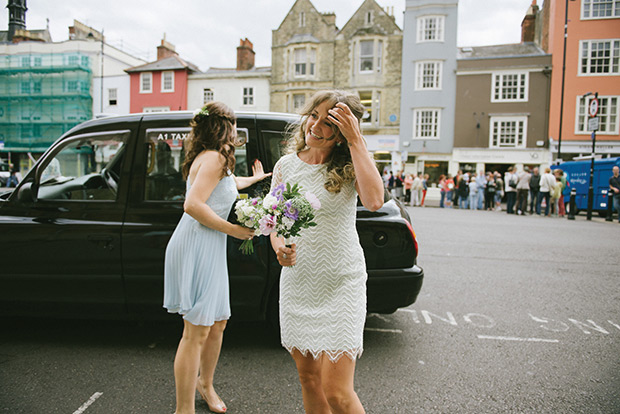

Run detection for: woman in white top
[[537, 167, 557, 216]]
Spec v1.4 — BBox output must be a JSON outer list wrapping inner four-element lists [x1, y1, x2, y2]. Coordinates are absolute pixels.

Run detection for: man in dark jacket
[[610, 166, 620, 223], [529, 167, 540, 214]]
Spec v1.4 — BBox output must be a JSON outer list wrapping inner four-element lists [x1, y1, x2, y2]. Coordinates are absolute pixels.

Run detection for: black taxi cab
[[0, 111, 423, 325]]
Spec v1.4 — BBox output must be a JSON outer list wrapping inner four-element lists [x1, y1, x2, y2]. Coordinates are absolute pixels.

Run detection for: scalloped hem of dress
[[283, 345, 363, 363]]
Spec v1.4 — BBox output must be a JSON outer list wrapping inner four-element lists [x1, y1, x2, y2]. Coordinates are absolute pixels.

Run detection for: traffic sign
[[588, 117, 599, 131], [589, 98, 599, 117]]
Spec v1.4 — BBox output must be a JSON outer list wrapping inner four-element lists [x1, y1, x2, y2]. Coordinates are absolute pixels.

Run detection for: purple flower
[[259, 215, 277, 236], [251, 198, 259, 206], [284, 200, 299, 221], [271, 183, 286, 201]]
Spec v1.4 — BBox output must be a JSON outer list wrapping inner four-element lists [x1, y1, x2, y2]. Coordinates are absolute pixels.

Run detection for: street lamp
[[557, 0, 577, 162]]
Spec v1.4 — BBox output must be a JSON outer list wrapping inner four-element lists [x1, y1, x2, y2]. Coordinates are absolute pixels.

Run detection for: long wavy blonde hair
[[288, 90, 365, 193], [182, 101, 239, 180]]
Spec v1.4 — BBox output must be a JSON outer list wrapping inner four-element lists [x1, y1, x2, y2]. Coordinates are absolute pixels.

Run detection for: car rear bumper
[[367, 265, 424, 314]]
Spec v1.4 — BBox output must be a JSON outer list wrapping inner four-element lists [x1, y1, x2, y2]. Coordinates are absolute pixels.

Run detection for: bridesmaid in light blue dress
[[163, 102, 271, 414]]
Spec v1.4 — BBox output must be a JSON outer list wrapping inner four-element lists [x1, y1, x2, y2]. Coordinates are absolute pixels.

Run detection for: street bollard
[[606, 190, 614, 222], [567, 188, 576, 220]]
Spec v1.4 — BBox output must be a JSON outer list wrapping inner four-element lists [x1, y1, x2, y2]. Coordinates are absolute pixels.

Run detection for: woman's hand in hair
[[327, 102, 363, 148]]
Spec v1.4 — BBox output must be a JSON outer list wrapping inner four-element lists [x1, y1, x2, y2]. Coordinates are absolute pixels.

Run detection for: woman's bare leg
[[291, 349, 331, 414], [174, 319, 211, 414], [197, 320, 228, 412], [321, 355, 365, 414]]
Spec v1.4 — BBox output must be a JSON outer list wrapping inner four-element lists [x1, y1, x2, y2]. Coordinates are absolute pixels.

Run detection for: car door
[[121, 115, 271, 320], [0, 128, 132, 316]]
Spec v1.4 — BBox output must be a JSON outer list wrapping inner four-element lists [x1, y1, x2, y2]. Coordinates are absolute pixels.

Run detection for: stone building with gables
[[271, 0, 402, 167]]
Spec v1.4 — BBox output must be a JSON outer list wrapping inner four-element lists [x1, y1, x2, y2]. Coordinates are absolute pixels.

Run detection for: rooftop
[[458, 42, 548, 60]]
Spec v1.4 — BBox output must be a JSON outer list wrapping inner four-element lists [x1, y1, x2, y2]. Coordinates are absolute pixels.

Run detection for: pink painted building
[[544, 0, 620, 160], [125, 38, 199, 113]]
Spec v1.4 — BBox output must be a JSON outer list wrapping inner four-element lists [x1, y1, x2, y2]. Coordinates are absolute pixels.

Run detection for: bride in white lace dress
[[270, 90, 384, 414]]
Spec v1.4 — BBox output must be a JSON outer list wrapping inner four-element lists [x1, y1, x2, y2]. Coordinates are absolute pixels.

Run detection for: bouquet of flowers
[[234, 182, 321, 255]]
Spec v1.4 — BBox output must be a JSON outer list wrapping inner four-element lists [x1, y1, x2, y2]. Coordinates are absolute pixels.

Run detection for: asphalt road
[[0, 207, 619, 413]]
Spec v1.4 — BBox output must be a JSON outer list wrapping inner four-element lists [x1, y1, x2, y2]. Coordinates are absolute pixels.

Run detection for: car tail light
[[403, 219, 418, 258]]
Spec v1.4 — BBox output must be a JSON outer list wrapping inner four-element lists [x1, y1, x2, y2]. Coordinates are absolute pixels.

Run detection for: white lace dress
[[271, 153, 367, 362]]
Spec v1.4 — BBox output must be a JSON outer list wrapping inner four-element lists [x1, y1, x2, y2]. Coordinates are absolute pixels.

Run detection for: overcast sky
[[1, 0, 537, 71]]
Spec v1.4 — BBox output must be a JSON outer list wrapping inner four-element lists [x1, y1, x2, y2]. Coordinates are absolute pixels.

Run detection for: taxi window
[[143, 128, 249, 202], [37, 130, 129, 201]]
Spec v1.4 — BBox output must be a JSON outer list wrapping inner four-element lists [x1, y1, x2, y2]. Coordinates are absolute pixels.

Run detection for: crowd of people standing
[[383, 170, 429, 207], [384, 166, 571, 217], [440, 166, 569, 217]]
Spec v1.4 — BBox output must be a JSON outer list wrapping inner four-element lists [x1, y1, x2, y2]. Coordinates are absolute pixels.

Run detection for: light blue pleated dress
[[163, 173, 238, 326]]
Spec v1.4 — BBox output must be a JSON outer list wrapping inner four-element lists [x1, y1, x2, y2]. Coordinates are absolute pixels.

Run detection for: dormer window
[[299, 12, 306, 27], [366, 11, 373, 25]]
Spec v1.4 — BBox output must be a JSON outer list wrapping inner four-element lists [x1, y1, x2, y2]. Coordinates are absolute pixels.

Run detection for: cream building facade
[[271, 0, 402, 170]]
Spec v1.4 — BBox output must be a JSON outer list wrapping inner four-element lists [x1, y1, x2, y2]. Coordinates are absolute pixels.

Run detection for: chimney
[[236, 38, 255, 71], [7, 0, 27, 42], [322, 12, 336, 26], [521, 0, 539, 43], [157, 34, 178, 60]]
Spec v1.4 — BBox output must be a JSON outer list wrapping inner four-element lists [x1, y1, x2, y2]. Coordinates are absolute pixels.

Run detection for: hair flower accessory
[[193, 106, 210, 117]]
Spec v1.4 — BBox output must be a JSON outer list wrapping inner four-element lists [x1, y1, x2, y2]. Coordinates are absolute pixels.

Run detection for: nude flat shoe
[[196, 378, 227, 413]]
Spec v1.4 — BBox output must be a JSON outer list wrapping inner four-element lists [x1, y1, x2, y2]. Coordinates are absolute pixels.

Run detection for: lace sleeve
[[269, 158, 284, 193]]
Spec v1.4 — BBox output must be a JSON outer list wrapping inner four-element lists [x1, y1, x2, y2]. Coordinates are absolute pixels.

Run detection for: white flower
[[282, 216, 295, 230], [262, 195, 278, 210]]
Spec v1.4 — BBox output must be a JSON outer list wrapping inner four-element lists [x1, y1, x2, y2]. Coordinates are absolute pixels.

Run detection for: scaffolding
[[0, 52, 93, 156]]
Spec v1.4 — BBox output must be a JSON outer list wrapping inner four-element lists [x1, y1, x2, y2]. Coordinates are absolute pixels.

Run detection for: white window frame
[[292, 46, 317, 78], [415, 60, 443, 90], [581, 0, 620, 19], [294, 48, 307, 77], [413, 108, 441, 140], [299, 11, 306, 27], [108, 88, 117, 106], [489, 116, 528, 148], [203, 88, 214, 104], [161, 71, 174, 93], [140, 72, 153, 93], [359, 91, 381, 126], [242, 87, 254, 106], [491, 71, 529, 103], [292, 94, 306, 112], [357, 38, 384, 74], [579, 39, 620, 75], [416, 15, 445, 43], [575, 95, 619, 135]]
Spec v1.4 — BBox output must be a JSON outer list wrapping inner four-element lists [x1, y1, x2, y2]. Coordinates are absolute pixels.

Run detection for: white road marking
[[72, 392, 103, 414], [477, 335, 559, 343], [365, 327, 402, 334]]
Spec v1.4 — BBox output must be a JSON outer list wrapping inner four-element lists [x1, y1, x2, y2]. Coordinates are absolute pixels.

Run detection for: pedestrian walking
[[505, 166, 518, 214], [537, 167, 556, 216], [485, 174, 497, 211], [529, 167, 540, 214], [404, 174, 413, 205], [421, 174, 429, 207], [516, 167, 531, 215], [609, 166, 620, 223], [468, 176, 478, 210], [164, 102, 271, 414], [269, 90, 384, 414], [475, 171, 486, 210]]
